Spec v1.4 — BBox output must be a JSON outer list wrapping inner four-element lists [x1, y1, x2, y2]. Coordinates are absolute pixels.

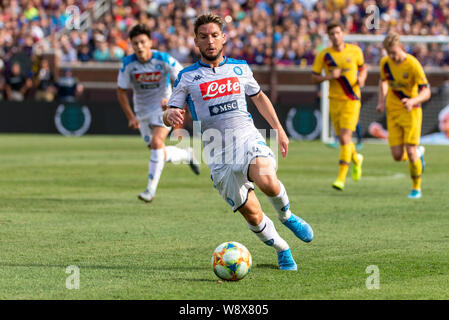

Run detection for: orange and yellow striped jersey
[[380, 54, 429, 113], [312, 43, 364, 101]]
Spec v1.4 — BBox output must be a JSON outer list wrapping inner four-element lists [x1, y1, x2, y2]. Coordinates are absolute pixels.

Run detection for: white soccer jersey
[[117, 50, 183, 117], [168, 57, 262, 167]]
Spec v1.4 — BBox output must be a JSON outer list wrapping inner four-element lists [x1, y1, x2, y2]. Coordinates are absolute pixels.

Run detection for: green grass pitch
[[0, 134, 448, 299]]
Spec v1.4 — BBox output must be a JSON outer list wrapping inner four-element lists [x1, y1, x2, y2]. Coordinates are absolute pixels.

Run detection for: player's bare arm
[[161, 98, 168, 111], [401, 85, 431, 112], [250, 90, 289, 158], [117, 87, 140, 130], [376, 79, 388, 113], [311, 68, 342, 84], [357, 65, 368, 88]]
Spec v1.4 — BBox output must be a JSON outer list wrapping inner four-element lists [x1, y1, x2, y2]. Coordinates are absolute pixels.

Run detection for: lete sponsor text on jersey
[[134, 71, 162, 83], [200, 77, 241, 100]]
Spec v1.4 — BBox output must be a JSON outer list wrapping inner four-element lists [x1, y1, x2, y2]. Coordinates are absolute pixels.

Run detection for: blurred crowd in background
[[2, 0, 449, 101]]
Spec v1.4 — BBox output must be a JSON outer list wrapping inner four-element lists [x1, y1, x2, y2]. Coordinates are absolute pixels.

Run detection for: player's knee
[[406, 149, 418, 162], [392, 153, 403, 161], [339, 129, 353, 145], [243, 211, 262, 226], [339, 135, 350, 145], [241, 206, 263, 226], [257, 175, 280, 197], [238, 194, 263, 226], [150, 138, 165, 149]]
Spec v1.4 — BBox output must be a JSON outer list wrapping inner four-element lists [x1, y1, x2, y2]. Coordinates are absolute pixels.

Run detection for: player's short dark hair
[[326, 20, 344, 33], [129, 23, 151, 40], [194, 13, 224, 36]]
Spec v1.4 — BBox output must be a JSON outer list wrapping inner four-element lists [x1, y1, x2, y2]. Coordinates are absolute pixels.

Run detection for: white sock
[[267, 180, 292, 223], [165, 146, 191, 164], [147, 148, 165, 195], [247, 213, 289, 252]]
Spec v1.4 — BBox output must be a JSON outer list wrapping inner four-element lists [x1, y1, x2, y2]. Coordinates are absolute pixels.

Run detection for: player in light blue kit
[[163, 14, 313, 271], [117, 24, 200, 203]]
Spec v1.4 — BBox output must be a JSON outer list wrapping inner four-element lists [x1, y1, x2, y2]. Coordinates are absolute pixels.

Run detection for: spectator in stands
[[24, 0, 39, 21], [0, 58, 5, 101], [55, 68, 83, 103], [77, 44, 92, 62], [109, 27, 129, 52], [167, 36, 191, 63], [23, 36, 35, 57], [108, 38, 125, 61], [5, 0, 449, 67], [4, 61, 32, 101], [59, 38, 78, 63], [92, 36, 110, 62], [34, 58, 56, 102]]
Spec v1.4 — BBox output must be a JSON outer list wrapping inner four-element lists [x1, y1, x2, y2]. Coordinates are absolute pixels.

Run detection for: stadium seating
[[2, 0, 449, 69]]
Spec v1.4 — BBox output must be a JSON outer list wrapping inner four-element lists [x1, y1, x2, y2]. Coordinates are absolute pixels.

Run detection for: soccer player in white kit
[[117, 24, 200, 203], [163, 14, 314, 270]]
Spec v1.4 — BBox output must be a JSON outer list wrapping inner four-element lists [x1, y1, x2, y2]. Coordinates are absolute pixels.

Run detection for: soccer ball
[[211, 241, 252, 281]]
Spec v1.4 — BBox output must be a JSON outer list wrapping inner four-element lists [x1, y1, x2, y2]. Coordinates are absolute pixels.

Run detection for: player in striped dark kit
[[376, 32, 430, 199], [312, 20, 367, 191]]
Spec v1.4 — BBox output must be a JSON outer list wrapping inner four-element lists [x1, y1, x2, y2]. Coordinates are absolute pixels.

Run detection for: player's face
[[328, 27, 344, 48], [131, 34, 152, 62], [195, 23, 226, 62], [386, 45, 405, 64]]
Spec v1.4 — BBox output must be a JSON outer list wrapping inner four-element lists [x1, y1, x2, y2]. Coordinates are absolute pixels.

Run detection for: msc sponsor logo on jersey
[[209, 100, 238, 116], [134, 71, 162, 83], [200, 77, 241, 100]]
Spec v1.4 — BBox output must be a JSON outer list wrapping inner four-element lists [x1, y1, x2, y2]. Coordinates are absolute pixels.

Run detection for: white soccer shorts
[[210, 138, 277, 212], [137, 112, 171, 146]]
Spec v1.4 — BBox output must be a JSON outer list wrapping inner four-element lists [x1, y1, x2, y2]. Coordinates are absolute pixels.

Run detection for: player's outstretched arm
[[417, 85, 431, 104], [250, 90, 289, 158], [117, 87, 139, 130], [357, 65, 368, 88], [376, 79, 388, 114], [311, 69, 341, 84]]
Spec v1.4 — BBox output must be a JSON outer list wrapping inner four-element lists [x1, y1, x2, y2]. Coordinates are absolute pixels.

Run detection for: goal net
[[320, 34, 449, 144]]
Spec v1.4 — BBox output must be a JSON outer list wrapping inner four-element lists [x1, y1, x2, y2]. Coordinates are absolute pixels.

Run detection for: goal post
[[320, 34, 449, 143]]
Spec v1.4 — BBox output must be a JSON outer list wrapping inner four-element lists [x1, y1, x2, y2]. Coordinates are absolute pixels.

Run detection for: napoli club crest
[[233, 66, 243, 75]]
